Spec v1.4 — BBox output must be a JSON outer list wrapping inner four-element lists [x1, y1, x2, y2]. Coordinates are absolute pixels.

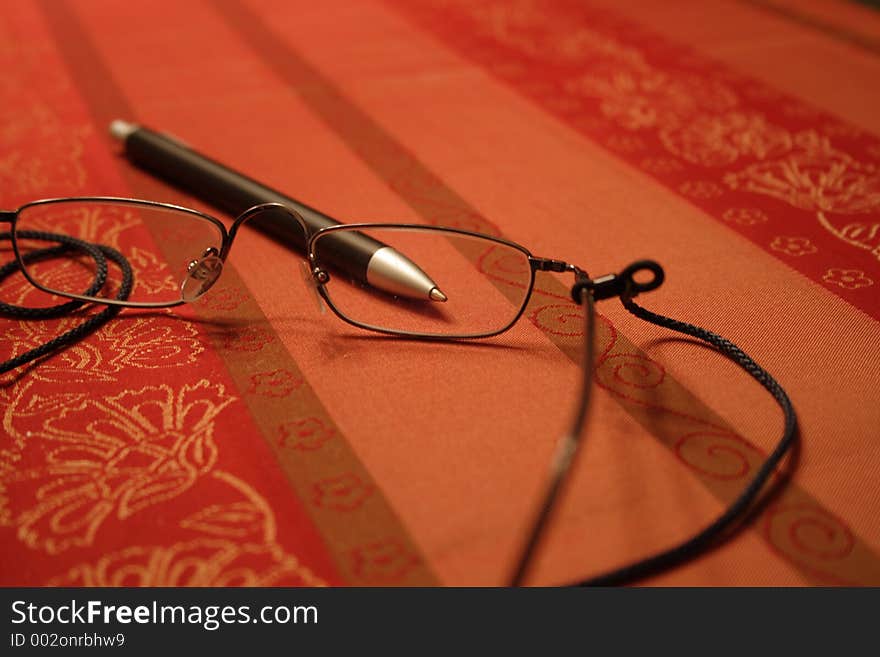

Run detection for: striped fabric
[[1, 0, 878, 585]]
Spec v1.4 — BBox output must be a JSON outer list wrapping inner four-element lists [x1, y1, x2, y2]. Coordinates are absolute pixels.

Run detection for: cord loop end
[[570, 259, 665, 304]]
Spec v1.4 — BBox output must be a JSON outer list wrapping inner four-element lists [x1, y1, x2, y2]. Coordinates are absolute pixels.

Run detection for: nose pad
[[300, 261, 326, 313], [181, 253, 223, 302]]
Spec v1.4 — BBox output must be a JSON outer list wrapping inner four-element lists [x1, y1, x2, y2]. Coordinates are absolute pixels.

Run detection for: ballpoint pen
[[109, 120, 447, 302]]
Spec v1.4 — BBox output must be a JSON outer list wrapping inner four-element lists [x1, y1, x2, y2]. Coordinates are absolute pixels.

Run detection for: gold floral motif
[[1, 380, 235, 553], [1, 25, 330, 589], [822, 268, 873, 290], [0, 102, 64, 144], [660, 112, 791, 167], [722, 207, 768, 226], [180, 502, 269, 539], [0, 40, 75, 142], [47, 538, 325, 587], [725, 132, 879, 212], [440, 1, 747, 140], [639, 157, 684, 175], [10, 203, 196, 303], [1, 385, 86, 450], [770, 236, 818, 257], [0, 104, 90, 200], [555, 28, 647, 70], [1, 315, 203, 384], [678, 180, 724, 200], [97, 318, 204, 371], [43, 465, 327, 586], [125, 247, 178, 298], [725, 132, 880, 259], [567, 70, 738, 130], [15, 203, 140, 249], [0, 136, 88, 197], [461, 0, 647, 70]]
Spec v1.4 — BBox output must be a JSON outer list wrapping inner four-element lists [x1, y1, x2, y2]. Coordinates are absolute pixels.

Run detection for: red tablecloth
[[2, 0, 879, 585]]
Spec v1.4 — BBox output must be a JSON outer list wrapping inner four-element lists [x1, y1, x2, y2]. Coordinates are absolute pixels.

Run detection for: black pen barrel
[[123, 128, 376, 274]]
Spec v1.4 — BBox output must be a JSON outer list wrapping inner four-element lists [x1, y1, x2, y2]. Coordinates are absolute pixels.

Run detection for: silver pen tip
[[429, 287, 448, 302], [109, 119, 138, 141]]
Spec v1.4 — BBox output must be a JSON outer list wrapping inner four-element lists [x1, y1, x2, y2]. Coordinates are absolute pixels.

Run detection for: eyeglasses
[[1, 196, 591, 340], [2, 195, 619, 577], [3, 196, 790, 588]]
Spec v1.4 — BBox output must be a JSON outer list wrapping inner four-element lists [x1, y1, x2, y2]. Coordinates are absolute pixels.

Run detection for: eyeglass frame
[[2, 196, 581, 340], [0, 194, 676, 586]]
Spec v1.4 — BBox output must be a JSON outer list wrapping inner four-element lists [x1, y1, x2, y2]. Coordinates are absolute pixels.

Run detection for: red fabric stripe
[[386, 0, 880, 322], [0, 0, 343, 586]]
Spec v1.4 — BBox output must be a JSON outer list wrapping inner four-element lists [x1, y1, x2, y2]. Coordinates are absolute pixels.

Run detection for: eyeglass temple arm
[[0, 211, 16, 223], [510, 259, 665, 586]]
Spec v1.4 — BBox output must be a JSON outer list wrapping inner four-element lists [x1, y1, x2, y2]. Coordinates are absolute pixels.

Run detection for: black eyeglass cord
[[511, 260, 798, 586], [0, 231, 133, 374]]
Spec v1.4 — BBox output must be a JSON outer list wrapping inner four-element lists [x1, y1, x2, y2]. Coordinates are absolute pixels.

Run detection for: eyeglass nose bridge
[[180, 247, 223, 302], [224, 202, 312, 260]]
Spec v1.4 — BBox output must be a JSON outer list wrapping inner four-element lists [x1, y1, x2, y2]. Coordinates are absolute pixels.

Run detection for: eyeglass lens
[[13, 200, 225, 306], [313, 226, 533, 337]]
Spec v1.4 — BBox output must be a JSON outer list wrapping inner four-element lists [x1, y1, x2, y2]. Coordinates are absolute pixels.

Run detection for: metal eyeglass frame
[[1, 195, 665, 585], [2, 197, 587, 341]]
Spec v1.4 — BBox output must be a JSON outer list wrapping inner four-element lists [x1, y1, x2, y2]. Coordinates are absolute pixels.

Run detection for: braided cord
[[511, 260, 798, 586], [0, 231, 133, 374], [576, 279, 798, 586]]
